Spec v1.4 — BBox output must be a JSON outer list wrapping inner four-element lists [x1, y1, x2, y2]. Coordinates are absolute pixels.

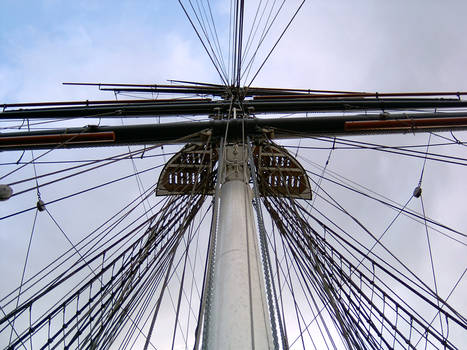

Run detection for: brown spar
[[1, 98, 211, 109], [254, 91, 467, 100], [0, 132, 116, 148], [344, 116, 467, 132], [1, 114, 467, 150]]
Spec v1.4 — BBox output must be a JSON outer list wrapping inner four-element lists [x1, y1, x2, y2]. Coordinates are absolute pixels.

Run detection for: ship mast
[[203, 143, 273, 348]]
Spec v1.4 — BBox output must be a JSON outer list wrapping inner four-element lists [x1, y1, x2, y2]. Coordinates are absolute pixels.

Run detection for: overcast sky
[[1, 1, 466, 349], [2, 0, 467, 102]]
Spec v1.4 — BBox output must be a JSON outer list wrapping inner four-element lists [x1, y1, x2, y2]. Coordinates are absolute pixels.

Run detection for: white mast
[[204, 143, 274, 349]]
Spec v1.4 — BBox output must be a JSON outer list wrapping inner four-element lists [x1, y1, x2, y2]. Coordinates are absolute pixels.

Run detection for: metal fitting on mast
[[222, 143, 248, 183]]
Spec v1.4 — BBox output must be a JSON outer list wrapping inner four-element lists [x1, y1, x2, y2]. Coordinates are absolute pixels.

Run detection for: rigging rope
[[2, 169, 213, 349], [259, 178, 466, 349], [247, 137, 281, 350]]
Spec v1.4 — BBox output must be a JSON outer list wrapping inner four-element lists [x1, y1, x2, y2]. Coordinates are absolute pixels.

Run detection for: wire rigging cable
[[1, 183, 212, 349], [260, 186, 467, 349]]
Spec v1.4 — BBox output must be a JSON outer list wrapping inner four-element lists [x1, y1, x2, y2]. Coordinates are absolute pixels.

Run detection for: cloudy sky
[[1, 1, 466, 349], [2, 1, 467, 102]]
